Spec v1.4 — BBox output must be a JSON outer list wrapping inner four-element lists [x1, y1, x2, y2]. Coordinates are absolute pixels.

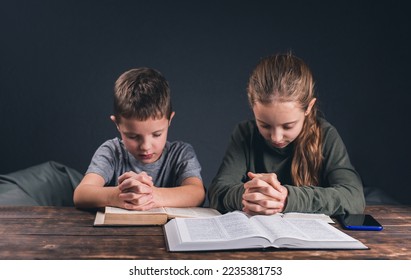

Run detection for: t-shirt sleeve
[[174, 143, 202, 186], [86, 141, 117, 185]]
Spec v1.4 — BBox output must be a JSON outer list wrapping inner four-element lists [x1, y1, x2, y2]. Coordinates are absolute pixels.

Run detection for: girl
[[209, 53, 365, 216]]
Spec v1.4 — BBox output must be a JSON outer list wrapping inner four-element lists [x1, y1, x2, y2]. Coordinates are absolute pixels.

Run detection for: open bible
[[94, 206, 221, 226], [164, 211, 367, 251]]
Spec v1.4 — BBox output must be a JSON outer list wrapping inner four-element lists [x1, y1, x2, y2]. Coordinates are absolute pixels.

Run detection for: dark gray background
[[1, 1, 410, 204]]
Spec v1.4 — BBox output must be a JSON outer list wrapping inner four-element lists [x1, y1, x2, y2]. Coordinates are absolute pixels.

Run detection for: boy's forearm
[[73, 184, 120, 208], [153, 185, 205, 207]]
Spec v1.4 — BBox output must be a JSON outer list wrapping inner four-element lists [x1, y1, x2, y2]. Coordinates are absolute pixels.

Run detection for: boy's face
[[112, 113, 174, 164]]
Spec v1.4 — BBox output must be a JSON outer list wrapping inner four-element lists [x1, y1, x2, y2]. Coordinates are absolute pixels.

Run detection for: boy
[[73, 68, 205, 210]]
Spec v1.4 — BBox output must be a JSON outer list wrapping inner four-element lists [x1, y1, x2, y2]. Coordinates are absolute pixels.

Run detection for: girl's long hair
[[247, 53, 323, 186]]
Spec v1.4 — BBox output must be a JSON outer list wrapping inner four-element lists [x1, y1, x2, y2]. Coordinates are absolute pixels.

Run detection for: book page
[[254, 215, 353, 242], [282, 219, 353, 241], [164, 207, 220, 218], [176, 212, 262, 242], [105, 206, 167, 214], [282, 212, 334, 223]]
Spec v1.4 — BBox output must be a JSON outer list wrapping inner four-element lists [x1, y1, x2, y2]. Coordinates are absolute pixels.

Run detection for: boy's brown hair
[[113, 68, 173, 121]]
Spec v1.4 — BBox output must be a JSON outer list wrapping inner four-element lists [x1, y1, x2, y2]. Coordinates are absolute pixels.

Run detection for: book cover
[[94, 206, 221, 226]]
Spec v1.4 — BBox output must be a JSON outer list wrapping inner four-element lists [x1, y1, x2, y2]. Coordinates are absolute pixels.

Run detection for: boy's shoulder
[[165, 140, 195, 153], [163, 140, 199, 159], [93, 138, 129, 158], [98, 137, 124, 150]]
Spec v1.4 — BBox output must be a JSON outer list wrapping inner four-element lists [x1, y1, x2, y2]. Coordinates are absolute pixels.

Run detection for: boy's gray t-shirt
[[86, 138, 202, 187]]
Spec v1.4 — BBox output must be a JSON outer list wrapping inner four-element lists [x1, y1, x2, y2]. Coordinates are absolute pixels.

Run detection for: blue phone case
[[342, 224, 383, 231], [338, 214, 383, 231]]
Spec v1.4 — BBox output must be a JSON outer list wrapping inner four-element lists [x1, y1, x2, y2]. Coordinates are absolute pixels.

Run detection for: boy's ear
[[110, 115, 120, 130], [168, 112, 175, 125]]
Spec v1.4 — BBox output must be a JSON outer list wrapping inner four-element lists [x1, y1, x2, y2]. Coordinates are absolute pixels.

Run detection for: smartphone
[[337, 214, 383, 231]]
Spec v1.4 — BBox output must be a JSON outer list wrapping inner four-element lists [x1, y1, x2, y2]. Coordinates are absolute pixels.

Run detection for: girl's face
[[112, 113, 174, 164], [253, 100, 314, 149]]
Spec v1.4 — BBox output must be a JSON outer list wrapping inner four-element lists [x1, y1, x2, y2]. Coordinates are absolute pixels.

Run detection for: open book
[[164, 211, 367, 251], [94, 206, 221, 226]]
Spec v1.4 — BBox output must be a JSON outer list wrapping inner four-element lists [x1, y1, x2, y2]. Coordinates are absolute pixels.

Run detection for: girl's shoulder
[[233, 119, 257, 135], [318, 117, 344, 145], [319, 117, 338, 134]]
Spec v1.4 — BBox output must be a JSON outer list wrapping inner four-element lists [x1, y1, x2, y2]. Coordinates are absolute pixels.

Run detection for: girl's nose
[[271, 129, 283, 143]]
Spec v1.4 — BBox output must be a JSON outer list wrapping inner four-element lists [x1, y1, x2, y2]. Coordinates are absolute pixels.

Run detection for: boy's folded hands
[[117, 171, 157, 210]]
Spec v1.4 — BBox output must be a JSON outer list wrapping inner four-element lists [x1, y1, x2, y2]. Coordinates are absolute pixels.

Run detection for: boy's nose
[[139, 139, 151, 150]]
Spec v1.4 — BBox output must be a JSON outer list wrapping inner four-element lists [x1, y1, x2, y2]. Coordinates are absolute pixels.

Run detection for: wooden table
[[0, 205, 410, 260]]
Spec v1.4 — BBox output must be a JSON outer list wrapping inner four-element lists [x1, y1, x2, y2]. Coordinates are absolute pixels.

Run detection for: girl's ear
[[305, 98, 317, 116]]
